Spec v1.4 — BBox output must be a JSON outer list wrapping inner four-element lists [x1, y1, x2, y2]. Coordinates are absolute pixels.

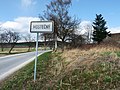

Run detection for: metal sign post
[[30, 21, 54, 82], [55, 33, 57, 51], [34, 33, 39, 81]]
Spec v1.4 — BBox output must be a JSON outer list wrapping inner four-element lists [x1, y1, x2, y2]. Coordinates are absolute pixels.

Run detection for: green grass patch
[[101, 51, 120, 58], [115, 51, 120, 57], [101, 51, 112, 56], [54, 61, 120, 90], [0, 51, 52, 90]]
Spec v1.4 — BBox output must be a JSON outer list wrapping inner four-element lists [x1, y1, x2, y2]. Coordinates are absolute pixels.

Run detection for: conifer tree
[[92, 14, 111, 44]]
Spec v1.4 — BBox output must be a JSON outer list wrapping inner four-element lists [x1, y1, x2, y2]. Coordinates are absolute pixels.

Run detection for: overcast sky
[[0, 0, 120, 35]]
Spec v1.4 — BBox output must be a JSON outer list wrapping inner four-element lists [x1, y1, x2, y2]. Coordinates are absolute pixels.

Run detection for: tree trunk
[[1, 47, 4, 52], [54, 33, 57, 51], [9, 44, 15, 54], [44, 35, 46, 50], [98, 41, 101, 44], [28, 46, 30, 52], [61, 39, 65, 52], [1, 44, 4, 52]]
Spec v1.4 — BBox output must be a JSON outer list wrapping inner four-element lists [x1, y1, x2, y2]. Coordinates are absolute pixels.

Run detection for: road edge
[[0, 50, 52, 82]]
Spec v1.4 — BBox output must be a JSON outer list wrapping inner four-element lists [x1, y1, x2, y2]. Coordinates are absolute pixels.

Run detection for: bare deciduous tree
[[23, 34, 35, 51], [83, 24, 93, 44], [40, 33, 54, 49], [0, 33, 6, 51], [4, 30, 20, 53], [39, 0, 80, 50]]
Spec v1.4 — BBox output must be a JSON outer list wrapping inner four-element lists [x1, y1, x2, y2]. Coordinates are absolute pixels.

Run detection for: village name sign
[[30, 21, 54, 81]]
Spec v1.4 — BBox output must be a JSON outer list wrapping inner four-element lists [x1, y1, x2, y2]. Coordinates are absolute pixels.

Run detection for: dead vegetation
[[33, 45, 119, 90], [47, 46, 120, 89], [1, 45, 120, 90]]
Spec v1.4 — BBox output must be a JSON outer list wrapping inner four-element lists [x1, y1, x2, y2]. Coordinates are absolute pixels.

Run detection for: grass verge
[[0, 51, 52, 90]]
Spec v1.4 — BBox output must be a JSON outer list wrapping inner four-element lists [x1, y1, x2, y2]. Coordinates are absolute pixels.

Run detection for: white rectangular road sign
[[30, 21, 54, 33], [30, 21, 54, 81]]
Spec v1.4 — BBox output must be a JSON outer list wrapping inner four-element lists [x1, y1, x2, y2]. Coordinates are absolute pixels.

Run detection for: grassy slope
[[0, 46, 120, 90], [57, 47, 120, 90]]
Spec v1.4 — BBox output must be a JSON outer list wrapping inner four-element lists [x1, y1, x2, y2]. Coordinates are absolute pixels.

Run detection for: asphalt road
[[0, 50, 49, 81]]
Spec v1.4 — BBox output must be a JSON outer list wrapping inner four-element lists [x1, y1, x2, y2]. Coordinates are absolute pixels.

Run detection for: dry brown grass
[[63, 46, 120, 58], [0, 47, 37, 57], [62, 47, 119, 75], [43, 46, 119, 89], [49, 46, 120, 89]]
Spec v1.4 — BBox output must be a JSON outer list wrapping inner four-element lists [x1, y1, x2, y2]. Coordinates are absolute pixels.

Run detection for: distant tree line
[[0, 28, 20, 53]]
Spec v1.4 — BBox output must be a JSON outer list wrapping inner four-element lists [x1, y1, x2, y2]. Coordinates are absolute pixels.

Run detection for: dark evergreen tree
[[92, 14, 111, 44]]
